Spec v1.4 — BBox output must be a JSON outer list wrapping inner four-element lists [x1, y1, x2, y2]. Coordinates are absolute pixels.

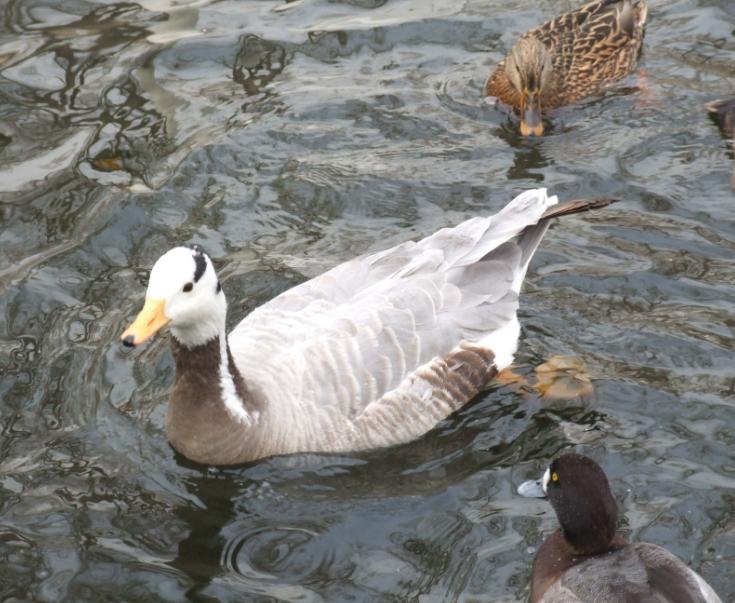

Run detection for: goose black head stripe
[[190, 246, 207, 283]]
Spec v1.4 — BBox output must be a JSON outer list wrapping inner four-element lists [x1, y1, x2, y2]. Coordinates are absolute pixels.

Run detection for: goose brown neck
[[170, 335, 251, 403], [171, 335, 221, 373], [166, 334, 261, 465]]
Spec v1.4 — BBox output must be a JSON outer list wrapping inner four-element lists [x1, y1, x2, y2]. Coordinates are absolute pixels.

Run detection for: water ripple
[[1, 0, 734, 600]]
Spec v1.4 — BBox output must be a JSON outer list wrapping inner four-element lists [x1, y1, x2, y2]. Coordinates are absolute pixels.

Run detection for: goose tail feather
[[510, 196, 618, 293], [540, 197, 619, 220]]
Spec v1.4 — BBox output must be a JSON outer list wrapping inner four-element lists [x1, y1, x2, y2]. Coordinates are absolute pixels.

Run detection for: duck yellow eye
[[551, 472, 559, 482]]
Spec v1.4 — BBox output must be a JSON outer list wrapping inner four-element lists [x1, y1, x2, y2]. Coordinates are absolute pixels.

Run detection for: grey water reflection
[[169, 466, 240, 599], [1, 0, 734, 601]]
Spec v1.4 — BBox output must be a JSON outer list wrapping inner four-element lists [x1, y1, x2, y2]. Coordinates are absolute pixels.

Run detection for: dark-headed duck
[[518, 453, 722, 602]]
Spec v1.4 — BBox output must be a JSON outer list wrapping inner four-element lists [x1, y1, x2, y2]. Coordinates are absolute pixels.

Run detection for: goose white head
[[121, 246, 226, 349]]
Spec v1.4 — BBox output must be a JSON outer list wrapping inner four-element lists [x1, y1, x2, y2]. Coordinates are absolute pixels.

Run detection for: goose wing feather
[[228, 189, 557, 439]]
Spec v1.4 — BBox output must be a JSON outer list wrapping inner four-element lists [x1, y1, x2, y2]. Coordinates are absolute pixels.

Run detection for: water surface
[[1, 0, 734, 600]]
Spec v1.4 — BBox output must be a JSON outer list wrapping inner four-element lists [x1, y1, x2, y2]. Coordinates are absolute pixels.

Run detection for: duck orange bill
[[520, 98, 544, 136], [121, 298, 169, 348]]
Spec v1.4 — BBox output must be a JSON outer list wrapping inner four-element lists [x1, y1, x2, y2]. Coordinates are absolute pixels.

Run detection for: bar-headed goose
[[121, 189, 614, 465], [518, 453, 723, 602]]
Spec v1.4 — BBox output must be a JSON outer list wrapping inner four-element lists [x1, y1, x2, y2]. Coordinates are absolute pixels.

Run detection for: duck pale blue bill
[[518, 467, 549, 498]]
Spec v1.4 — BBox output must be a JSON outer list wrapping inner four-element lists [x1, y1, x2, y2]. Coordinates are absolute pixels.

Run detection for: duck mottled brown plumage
[[485, 0, 648, 136]]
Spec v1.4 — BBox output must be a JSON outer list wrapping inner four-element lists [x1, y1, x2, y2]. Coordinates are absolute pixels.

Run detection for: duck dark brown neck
[[166, 334, 260, 465], [554, 493, 618, 555], [562, 519, 618, 556]]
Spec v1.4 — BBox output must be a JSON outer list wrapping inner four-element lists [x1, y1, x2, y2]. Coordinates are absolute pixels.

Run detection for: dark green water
[[1, 0, 734, 601]]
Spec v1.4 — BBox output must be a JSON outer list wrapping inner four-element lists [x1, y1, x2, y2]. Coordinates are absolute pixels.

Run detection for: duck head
[[518, 453, 619, 555], [505, 37, 554, 136], [121, 245, 226, 349]]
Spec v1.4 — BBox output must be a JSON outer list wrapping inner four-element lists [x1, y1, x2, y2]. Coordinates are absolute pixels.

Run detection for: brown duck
[[485, 0, 648, 136]]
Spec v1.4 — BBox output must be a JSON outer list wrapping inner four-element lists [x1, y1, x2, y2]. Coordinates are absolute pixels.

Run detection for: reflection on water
[[170, 468, 240, 598], [1, 0, 734, 600]]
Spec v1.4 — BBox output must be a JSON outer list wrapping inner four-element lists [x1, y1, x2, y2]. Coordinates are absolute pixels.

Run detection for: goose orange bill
[[121, 298, 169, 347]]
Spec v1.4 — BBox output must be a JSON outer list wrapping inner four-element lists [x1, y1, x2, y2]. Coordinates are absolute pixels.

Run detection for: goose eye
[[182, 282, 193, 293]]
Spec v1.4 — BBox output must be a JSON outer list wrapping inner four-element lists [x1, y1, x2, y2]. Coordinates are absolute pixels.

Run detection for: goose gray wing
[[228, 189, 558, 450], [541, 543, 722, 603]]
